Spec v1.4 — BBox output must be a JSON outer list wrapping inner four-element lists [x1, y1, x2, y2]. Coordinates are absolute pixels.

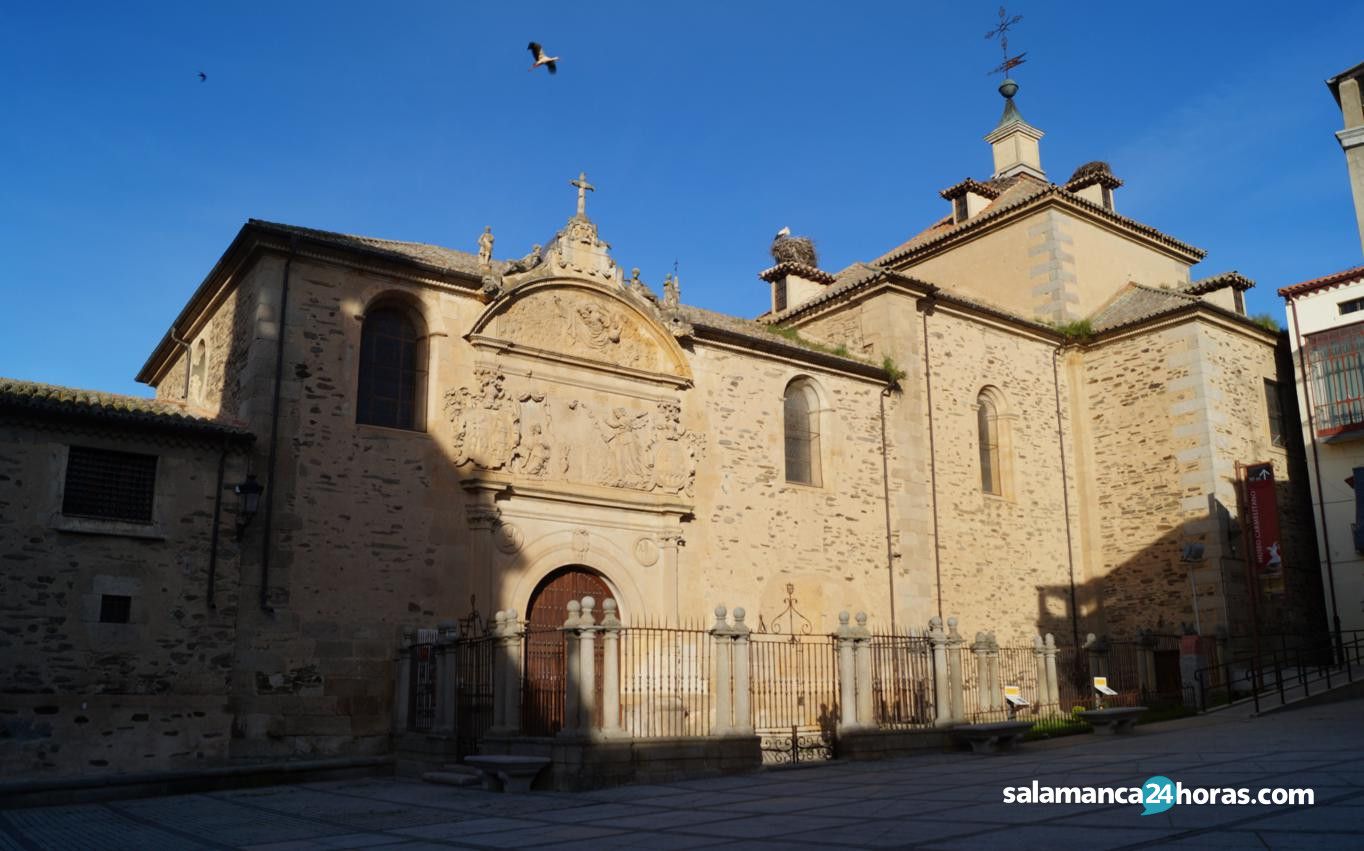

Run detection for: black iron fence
[[749, 632, 838, 764], [619, 623, 713, 738], [868, 633, 935, 729]]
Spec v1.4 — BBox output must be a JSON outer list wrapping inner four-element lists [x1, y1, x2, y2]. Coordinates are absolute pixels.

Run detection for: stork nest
[[771, 235, 818, 267]]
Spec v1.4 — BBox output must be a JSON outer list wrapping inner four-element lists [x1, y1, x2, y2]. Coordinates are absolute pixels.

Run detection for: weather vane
[[985, 6, 1027, 78]]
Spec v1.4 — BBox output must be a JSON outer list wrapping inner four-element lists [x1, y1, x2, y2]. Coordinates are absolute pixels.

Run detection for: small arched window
[[783, 378, 822, 486], [357, 303, 427, 431], [977, 389, 1001, 495]]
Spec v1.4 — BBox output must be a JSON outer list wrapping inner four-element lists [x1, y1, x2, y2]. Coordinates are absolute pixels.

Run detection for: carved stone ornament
[[572, 528, 591, 555], [494, 522, 524, 554], [444, 372, 706, 497], [489, 290, 669, 374], [633, 537, 660, 567]]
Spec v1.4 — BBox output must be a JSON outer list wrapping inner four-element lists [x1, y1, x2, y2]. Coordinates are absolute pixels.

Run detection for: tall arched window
[[357, 303, 427, 431], [784, 378, 822, 486], [977, 389, 1001, 495]]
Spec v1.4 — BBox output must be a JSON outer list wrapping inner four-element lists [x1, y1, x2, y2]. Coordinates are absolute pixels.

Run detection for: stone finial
[[580, 596, 596, 627], [663, 273, 680, 308], [928, 616, 942, 631], [601, 598, 620, 629], [947, 616, 961, 641], [1033, 634, 1045, 651], [713, 604, 728, 631], [564, 599, 581, 628], [732, 607, 749, 636], [1044, 633, 1056, 649], [838, 611, 851, 626], [855, 612, 868, 627], [493, 611, 506, 636], [505, 609, 519, 632]]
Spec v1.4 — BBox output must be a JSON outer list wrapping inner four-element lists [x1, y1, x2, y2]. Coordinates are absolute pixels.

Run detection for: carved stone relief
[[489, 291, 667, 374], [494, 523, 524, 554], [444, 371, 705, 497], [633, 537, 660, 567]]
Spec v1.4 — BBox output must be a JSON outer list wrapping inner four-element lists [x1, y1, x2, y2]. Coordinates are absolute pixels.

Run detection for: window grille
[[783, 381, 821, 486], [62, 446, 157, 523], [357, 306, 427, 430], [1305, 323, 1364, 437], [99, 594, 132, 624], [1264, 379, 1286, 448]]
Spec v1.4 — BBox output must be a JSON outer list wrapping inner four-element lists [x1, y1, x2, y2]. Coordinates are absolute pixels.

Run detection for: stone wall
[[0, 422, 249, 780]]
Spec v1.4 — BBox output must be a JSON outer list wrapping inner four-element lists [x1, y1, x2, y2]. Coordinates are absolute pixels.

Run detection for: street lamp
[[233, 474, 264, 540]]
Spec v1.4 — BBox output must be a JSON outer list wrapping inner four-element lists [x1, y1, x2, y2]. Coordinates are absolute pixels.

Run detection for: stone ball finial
[[506, 609, 518, 622], [567, 600, 580, 613], [855, 612, 868, 627], [494, 610, 506, 624], [602, 598, 616, 614], [733, 607, 746, 623], [928, 616, 942, 630], [838, 611, 850, 625], [714, 604, 727, 619], [581, 596, 595, 612], [1044, 633, 1056, 648], [999, 78, 1019, 99], [1033, 634, 1044, 650]]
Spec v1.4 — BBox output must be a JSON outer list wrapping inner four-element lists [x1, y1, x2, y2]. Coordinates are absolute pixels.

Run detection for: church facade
[[0, 84, 1326, 781]]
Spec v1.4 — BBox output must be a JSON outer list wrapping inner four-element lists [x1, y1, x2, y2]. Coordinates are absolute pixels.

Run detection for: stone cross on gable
[[570, 172, 595, 217]]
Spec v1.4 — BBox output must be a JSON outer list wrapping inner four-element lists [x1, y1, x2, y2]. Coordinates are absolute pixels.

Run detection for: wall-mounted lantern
[[233, 474, 264, 540]]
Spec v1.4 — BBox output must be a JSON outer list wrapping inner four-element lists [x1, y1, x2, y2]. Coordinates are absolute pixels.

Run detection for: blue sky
[[3, 1, 1362, 396]]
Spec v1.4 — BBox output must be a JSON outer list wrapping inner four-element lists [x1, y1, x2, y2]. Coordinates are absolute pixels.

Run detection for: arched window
[[977, 389, 1001, 495], [784, 378, 822, 486], [357, 303, 427, 430]]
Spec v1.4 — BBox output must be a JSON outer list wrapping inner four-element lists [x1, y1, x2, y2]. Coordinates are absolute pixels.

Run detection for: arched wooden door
[[522, 566, 614, 735]]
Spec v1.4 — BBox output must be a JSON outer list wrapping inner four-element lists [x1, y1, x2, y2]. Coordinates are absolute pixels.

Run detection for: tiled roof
[[874, 174, 1205, 267], [1278, 264, 1364, 298], [0, 378, 253, 440], [939, 177, 1007, 200], [1064, 161, 1123, 191], [761, 262, 898, 324], [1089, 284, 1200, 332], [250, 219, 503, 280], [1182, 271, 1254, 295], [757, 262, 837, 285], [674, 303, 882, 375]]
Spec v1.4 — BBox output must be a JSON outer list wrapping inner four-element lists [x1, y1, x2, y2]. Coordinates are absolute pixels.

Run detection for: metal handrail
[[1193, 631, 1363, 713]]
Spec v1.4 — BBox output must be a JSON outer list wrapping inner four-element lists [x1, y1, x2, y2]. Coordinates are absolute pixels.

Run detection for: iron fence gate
[[749, 632, 839, 764]]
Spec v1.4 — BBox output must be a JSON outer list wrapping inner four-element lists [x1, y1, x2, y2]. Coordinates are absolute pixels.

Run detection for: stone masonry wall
[[0, 423, 248, 780]]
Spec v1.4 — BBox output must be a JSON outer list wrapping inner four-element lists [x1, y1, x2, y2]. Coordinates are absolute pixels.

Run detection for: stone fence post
[[836, 612, 858, 731], [710, 605, 735, 735], [731, 608, 753, 734], [1043, 633, 1060, 707], [1032, 634, 1048, 709], [986, 633, 1001, 712], [491, 611, 508, 732], [600, 599, 624, 736], [434, 620, 459, 734], [971, 632, 990, 715], [492, 609, 523, 735], [1137, 631, 1157, 697], [853, 613, 874, 727], [928, 616, 950, 726], [1085, 632, 1109, 681], [393, 627, 415, 734], [579, 597, 599, 736], [946, 617, 966, 724], [559, 600, 583, 737]]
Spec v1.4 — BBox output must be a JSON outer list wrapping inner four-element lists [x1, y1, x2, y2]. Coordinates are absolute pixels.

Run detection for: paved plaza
[[2, 698, 1362, 851]]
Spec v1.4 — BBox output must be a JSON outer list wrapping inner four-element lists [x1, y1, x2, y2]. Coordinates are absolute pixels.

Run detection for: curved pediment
[[469, 279, 692, 385]]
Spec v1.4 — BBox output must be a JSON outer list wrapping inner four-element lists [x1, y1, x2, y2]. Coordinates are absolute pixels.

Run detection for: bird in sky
[[527, 42, 558, 74], [197, 71, 207, 82]]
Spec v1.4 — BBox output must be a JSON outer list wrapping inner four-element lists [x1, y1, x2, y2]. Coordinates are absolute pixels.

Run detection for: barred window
[[1305, 322, 1364, 437], [1264, 379, 1286, 448], [99, 594, 132, 624], [357, 304, 427, 431], [783, 379, 822, 486], [62, 446, 158, 524], [978, 392, 1001, 495]]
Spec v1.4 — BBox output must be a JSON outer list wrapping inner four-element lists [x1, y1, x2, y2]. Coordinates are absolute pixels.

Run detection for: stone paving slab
[[2, 698, 1362, 849]]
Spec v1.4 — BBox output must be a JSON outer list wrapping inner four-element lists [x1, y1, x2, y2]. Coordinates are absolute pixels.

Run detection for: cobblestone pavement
[[2, 699, 1362, 850]]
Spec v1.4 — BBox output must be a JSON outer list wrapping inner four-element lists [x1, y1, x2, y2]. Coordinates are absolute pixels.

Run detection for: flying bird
[[527, 42, 558, 74], [198, 71, 207, 82]]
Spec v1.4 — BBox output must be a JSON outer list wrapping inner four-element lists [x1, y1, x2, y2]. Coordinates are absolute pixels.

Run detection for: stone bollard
[[434, 620, 459, 733], [853, 612, 874, 727], [732, 607, 754, 734], [946, 617, 966, 724], [600, 599, 624, 736], [836, 612, 858, 730], [502, 609, 523, 734], [1043, 633, 1060, 707], [928, 616, 951, 726], [560, 600, 582, 737], [394, 626, 415, 733], [711, 605, 734, 735], [579, 597, 599, 735]]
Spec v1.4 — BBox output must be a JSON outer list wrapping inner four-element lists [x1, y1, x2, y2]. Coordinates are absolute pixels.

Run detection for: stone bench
[[1075, 706, 1147, 735], [951, 721, 1034, 754], [462, 755, 551, 793]]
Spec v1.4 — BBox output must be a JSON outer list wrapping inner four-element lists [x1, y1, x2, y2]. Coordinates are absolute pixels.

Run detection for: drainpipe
[[1289, 297, 1344, 659], [879, 385, 897, 634], [259, 238, 298, 612], [1052, 345, 1081, 649], [170, 325, 192, 399], [206, 437, 228, 608], [919, 296, 943, 620]]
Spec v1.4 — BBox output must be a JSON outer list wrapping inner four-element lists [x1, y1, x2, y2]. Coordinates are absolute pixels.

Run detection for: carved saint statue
[[593, 407, 652, 488], [478, 226, 494, 267]]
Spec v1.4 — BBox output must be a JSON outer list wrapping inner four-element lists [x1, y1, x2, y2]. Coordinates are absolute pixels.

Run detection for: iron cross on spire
[[985, 5, 1027, 77], [570, 171, 595, 217]]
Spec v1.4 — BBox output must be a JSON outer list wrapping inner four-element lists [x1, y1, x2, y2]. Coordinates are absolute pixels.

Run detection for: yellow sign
[[1004, 685, 1021, 699]]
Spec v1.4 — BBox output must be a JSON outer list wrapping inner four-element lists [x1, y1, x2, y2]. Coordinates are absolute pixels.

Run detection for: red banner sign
[[1244, 462, 1282, 584]]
